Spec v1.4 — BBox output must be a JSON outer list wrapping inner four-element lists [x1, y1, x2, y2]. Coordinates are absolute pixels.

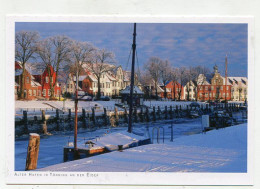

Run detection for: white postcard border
[[6, 15, 254, 185]]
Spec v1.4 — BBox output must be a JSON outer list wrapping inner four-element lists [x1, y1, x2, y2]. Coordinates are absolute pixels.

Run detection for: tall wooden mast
[[225, 54, 228, 103], [128, 23, 137, 133]]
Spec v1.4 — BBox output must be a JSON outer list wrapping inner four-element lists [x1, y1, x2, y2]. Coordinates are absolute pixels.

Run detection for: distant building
[[228, 77, 248, 101]]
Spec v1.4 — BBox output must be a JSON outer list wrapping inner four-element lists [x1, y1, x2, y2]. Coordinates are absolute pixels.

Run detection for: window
[[26, 76, 30, 84], [227, 93, 229, 97], [213, 93, 215, 97], [211, 86, 214, 90], [226, 86, 229, 90], [28, 90, 32, 96], [38, 90, 41, 96], [48, 89, 51, 96], [33, 90, 36, 96], [205, 86, 208, 90], [220, 86, 223, 90], [200, 86, 203, 90], [205, 93, 208, 97], [209, 93, 212, 97], [46, 77, 49, 83], [43, 89, 46, 96]]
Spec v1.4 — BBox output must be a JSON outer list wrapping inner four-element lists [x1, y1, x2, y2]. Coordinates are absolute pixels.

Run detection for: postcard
[[6, 15, 254, 185]]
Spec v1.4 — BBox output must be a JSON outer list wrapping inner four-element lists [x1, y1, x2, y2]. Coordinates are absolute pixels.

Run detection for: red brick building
[[15, 62, 61, 100], [160, 81, 184, 100], [15, 62, 42, 100]]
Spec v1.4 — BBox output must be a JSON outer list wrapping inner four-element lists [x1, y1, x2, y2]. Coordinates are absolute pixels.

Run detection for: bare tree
[[170, 68, 178, 100], [36, 35, 71, 99], [159, 60, 172, 99], [139, 71, 153, 98], [87, 48, 116, 99], [145, 57, 162, 100], [176, 67, 188, 100], [15, 31, 40, 99]]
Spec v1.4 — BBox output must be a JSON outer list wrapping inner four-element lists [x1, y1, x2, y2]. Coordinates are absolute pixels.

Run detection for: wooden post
[[25, 133, 40, 171], [41, 110, 48, 134], [103, 108, 108, 126], [153, 106, 156, 121], [170, 106, 173, 119], [145, 107, 150, 122], [134, 107, 138, 123], [82, 108, 86, 128], [140, 107, 144, 122], [68, 109, 72, 129], [23, 111, 28, 134], [115, 107, 119, 126], [87, 113, 90, 129], [157, 106, 161, 120], [165, 106, 168, 119], [124, 108, 128, 123], [56, 109, 60, 131], [92, 108, 96, 127]]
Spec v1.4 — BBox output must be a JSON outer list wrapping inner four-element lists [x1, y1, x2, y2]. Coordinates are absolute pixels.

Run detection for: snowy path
[[38, 123, 247, 172]]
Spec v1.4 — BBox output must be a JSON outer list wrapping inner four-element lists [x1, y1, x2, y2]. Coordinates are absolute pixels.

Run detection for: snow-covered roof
[[73, 75, 87, 82], [106, 73, 117, 81], [197, 74, 210, 85], [88, 73, 98, 82], [228, 77, 247, 85], [220, 76, 232, 85], [120, 85, 144, 95], [31, 80, 41, 87]]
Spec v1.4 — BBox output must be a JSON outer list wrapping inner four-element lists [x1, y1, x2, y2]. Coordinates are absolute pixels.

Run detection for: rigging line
[[135, 48, 141, 78], [125, 48, 132, 71]]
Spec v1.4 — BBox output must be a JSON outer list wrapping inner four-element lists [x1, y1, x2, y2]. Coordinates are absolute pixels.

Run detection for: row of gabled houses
[[15, 61, 61, 100], [15, 61, 247, 102], [64, 65, 132, 97], [153, 65, 247, 102]]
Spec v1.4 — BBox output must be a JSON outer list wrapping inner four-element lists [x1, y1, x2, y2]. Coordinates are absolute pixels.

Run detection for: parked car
[[79, 95, 92, 101], [94, 96, 110, 101], [189, 110, 199, 118]]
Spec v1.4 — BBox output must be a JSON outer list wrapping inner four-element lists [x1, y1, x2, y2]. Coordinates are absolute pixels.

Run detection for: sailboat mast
[[128, 23, 137, 133]]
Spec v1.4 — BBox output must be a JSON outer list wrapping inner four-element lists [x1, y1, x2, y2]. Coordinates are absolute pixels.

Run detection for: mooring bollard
[[25, 133, 40, 171]]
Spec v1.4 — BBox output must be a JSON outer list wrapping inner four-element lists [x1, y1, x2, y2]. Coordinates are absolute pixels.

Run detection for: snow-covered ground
[[15, 118, 203, 171], [38, 123, 247, 172]]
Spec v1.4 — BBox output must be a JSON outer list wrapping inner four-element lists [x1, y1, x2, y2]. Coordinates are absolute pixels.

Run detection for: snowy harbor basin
[[38, 123, 247, 172], [15, 118, 203, 171]]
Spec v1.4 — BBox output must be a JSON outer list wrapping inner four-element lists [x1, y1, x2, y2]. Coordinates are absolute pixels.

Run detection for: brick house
[[160, 81, 184, 100], [32, 64, 61, 99], [15, 62, 42, 100]]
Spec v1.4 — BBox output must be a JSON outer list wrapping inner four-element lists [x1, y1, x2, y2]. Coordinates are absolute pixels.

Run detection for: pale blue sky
[[16, 22, 248, 77]]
